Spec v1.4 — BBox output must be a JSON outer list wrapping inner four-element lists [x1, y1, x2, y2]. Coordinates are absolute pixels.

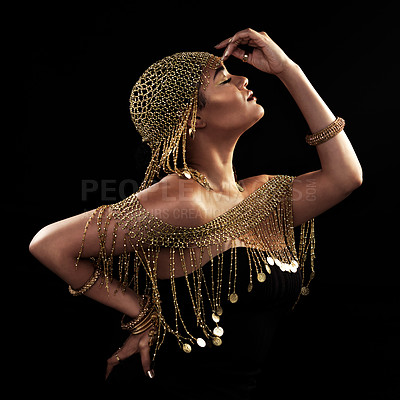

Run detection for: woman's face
[[198, 64, 264, 135]]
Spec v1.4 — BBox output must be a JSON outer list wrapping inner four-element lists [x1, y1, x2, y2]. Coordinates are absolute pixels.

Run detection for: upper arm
[[29, 207, 129, 275], [292, 169, 361, 227]]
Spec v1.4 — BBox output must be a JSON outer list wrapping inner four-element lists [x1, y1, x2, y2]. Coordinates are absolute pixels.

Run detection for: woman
[[29, 28, 362, 398]]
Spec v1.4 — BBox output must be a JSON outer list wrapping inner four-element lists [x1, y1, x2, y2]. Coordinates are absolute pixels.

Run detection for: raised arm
[[277, 65, 362, 225], [216, 28, 362, 226]]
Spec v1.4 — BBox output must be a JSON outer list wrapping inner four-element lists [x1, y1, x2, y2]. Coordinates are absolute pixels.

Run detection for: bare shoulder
[[135, 173, 278, 227], [239, 174, 277, 193], [135, 174, 206, 226]]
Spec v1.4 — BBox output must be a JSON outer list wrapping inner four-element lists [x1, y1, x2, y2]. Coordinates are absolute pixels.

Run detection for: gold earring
[[188, 127, 196, 139]]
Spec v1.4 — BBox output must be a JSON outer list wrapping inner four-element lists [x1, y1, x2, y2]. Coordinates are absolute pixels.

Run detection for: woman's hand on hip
[[215, 28, 293, 75]]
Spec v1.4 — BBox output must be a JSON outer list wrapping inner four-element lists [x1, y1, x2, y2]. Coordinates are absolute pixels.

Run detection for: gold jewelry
[[121, 295, 160, 338], [177, 165, 244, 192], [236, 182, 244, 192], [72, 50, 318, 366], [129, 52, 221, 191], [75, 175, 316, 361], [176, 166, 213, 191], [305, 117, 345, 145], [115, 354, 121, 362], [68, 267, 102, 296], [242, 53, 249, 63], [121, 295, 151, 329]]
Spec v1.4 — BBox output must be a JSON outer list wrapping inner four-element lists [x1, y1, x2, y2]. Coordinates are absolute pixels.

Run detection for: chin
[[256, 103, 265, 118], [251, 104, 265, 123], [243, 105, 264, 131]]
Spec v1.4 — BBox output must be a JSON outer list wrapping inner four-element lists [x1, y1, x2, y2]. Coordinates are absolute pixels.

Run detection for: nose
[[237, 76, 248, 89]]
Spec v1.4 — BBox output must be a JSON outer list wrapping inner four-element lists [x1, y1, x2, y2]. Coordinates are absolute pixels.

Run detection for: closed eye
[[220, 78, 232, 85]]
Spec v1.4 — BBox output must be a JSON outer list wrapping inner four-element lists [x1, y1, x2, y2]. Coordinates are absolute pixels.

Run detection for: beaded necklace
[[75, 174, 315, 360]]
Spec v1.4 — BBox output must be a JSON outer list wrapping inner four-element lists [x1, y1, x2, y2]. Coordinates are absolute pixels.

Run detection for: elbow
[[29, 225, 65, 274], [348, 170, 363, 191], [327, 167, 363, 199], [351, 166, 363, 190], [342, 168, 363, 195], [29, 224, 58, 264], [354, 173, 363, 189], [29, 227, 47, 260], [29, 220, 80, 281]]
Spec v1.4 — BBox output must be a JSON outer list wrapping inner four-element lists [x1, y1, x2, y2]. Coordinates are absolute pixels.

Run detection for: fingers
[[105, 361, 114, 380], [229, 46, 250, 63], [215, 28, 267, 61], [139, 342, 154, 378], [105, 334, 154, 381], [104, 335, 138, 380], [105, 349, 122, 380], [214, 36, 233, 49]]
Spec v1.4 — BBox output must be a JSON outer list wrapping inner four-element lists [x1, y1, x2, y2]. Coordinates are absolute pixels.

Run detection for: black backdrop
[[16, 1, 399, 398]]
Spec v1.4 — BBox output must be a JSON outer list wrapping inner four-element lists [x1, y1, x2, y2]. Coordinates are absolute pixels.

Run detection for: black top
[[105, 247, 302, 399]]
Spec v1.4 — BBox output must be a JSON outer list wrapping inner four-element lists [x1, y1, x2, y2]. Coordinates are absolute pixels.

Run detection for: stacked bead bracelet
[[305, 117, 345, 146], [121, 295, 159, 345]]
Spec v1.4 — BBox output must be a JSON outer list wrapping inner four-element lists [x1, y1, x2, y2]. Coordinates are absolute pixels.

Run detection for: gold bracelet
[[128, 311, 158, 335], [121, 306, 157, 334], [121, 295, 151, 330], [121, 295, 159, 338], [305, 117, 345, 146], [68, 267, 102, 296]]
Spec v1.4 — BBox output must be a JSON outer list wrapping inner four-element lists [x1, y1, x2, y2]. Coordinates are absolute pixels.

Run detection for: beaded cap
[[129, 52, 221, 191]]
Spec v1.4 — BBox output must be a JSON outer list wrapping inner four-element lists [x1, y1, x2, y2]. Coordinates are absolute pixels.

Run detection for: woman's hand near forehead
[[215, 28, 293, 76], [215, 28, 363, 226]]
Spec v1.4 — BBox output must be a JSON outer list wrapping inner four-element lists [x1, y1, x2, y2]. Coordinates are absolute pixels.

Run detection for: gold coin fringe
[[75, 175, 315, 360]]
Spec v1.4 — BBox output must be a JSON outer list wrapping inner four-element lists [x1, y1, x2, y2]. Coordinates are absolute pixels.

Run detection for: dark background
[[15, 1, 399, 398]]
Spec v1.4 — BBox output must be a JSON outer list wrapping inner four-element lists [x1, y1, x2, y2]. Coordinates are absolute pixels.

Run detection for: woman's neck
[[186, 135, 239, 194]]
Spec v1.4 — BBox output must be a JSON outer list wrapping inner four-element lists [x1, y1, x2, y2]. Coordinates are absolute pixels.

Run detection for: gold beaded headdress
[[129, 52, 221, 191]]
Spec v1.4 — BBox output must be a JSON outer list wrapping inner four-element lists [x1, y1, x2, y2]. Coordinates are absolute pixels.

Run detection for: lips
[[246, 90, 256, 101]]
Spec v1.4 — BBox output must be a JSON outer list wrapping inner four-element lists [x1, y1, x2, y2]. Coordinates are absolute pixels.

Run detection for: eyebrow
[[213, 65, 225, 81]]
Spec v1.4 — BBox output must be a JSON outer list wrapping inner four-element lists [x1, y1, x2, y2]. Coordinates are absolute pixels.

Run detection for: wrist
[[275, 60, 301, 81], [121, 295, 159, 346], [128, 293, 144, 318]]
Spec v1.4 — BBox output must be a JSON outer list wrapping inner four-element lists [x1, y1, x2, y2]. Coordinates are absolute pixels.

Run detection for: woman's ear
[[194, 115, 207, 129], [187, 114, 207, 137]]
